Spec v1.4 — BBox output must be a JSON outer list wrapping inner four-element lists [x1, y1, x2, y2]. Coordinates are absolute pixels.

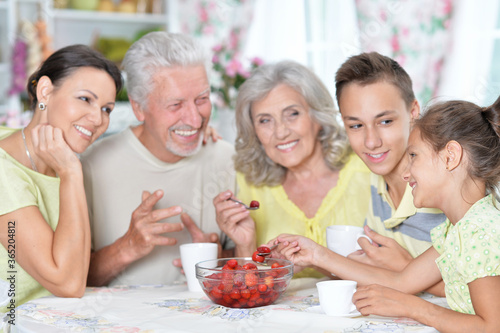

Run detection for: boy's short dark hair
[[335, 52, 415, 109]]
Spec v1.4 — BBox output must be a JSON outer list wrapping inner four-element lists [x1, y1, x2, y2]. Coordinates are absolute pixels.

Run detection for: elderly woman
[[214, 61, 371, 277]]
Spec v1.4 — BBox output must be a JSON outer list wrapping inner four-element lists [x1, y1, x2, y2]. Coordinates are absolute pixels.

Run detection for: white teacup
[[316, 280, 357, 316], [180, 243, 218, 292], [326, 225, 371, 257]]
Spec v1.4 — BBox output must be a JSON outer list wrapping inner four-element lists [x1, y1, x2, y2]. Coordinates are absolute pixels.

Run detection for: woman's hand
[[203, 126, 222, 144], [213, 190, 256, 256], [31, 124, 81, 176]]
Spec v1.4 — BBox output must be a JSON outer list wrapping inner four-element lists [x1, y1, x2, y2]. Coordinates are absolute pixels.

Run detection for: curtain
[[355, 0, 453, 106], [437, 0, 500, 105], [173, 0, 257, 142]]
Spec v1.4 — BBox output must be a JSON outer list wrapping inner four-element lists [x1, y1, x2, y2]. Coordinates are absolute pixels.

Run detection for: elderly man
[[81, 32, 236, 286]]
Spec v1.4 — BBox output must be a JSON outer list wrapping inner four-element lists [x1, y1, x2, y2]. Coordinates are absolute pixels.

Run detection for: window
[[484, 5, 500, 105]]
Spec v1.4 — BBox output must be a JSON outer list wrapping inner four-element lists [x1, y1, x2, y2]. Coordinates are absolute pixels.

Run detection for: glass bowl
[[196, 257, 293, 308]]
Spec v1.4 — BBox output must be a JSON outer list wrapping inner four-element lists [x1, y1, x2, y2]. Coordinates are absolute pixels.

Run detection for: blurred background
[[0, 0, 499, 142]]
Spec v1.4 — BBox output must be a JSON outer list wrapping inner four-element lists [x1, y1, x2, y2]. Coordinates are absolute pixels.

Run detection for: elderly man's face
[[137, 65, 211, 163]]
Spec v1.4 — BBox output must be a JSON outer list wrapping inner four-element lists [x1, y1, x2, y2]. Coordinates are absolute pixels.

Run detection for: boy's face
[[339, 81, 419, 178]]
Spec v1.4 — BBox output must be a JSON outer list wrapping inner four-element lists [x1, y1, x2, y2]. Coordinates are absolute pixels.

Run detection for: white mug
[[180, 243, 218, 292], [316, 280, 357, 316], [326, 225, 371, 257]]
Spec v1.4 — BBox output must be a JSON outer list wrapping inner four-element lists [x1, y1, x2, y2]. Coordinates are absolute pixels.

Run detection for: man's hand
[[347, 226, 413, 271], [172, 212, 222, 271], [120, 190, 183, 263]]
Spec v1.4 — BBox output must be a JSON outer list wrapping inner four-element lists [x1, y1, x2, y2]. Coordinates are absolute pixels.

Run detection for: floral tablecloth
[[2, 278, 447, 333]]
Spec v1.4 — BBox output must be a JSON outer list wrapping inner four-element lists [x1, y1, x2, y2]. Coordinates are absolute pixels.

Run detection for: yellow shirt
[[0, 127, 59, 313], [237, 153, 371, 278]]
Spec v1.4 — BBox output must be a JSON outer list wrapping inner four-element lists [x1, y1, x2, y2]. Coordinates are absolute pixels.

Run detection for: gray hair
[[235, 60, 351, 186], [122, 31, 208, 109]]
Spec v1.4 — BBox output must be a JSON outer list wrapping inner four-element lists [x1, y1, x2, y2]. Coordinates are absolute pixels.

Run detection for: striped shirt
[[365, 173, 447, 257]]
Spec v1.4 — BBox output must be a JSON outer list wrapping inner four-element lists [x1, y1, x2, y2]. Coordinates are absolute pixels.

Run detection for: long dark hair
[[27, 44, 122, 110]]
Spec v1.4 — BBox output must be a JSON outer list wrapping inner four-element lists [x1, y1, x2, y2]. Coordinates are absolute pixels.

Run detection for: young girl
[[275, 97, 500, 332], [0, 45, 122, 312]]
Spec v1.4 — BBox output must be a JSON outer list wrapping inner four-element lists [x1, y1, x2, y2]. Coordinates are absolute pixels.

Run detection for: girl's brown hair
[[415, 96, 500, 195]]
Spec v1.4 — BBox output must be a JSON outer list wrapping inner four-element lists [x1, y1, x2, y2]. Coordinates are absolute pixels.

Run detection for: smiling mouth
[[367, 152, 385, 158], [174, 129, 198, 137], [75, 125, 92, 137], [277, 140, 298, 150]]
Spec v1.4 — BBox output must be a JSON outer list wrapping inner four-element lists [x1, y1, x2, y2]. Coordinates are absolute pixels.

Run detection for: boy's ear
[[442, 140, 463, 171], [410, 100, 420, 121]]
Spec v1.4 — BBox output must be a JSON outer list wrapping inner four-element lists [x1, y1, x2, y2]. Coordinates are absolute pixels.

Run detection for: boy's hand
[[348, 226, 413, 271]]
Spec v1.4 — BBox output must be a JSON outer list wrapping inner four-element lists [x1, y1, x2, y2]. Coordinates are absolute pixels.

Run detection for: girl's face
[[44, 67, 116, 154], [251, 84, 322, 171], [404, 128, 447, 209]]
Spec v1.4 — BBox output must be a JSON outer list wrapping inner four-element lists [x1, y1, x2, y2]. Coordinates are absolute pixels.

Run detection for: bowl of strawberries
[[195, 256, 293, 308]]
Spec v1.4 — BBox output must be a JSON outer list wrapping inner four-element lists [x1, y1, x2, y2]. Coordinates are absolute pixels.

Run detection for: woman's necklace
[[21, 127, 38, 172]]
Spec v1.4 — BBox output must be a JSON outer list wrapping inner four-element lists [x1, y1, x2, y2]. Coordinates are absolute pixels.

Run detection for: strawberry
[[264, 275, 274, 288], [227, 259, 238, 269], [249, 200, 260, 208], [245, 272, 258, 287], [242, 262, 257, 270], [252, 251, 265, 263], [256, 246, 271, 254], [230, 289, 241, 300], [257, 284, 268, 293]]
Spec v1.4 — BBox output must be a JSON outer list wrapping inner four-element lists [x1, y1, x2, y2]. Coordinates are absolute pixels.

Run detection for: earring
[[38, 102, 46, 111]]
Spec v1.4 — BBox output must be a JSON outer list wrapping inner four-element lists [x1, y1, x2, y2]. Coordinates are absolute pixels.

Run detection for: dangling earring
[[38, 102, 46, 111]]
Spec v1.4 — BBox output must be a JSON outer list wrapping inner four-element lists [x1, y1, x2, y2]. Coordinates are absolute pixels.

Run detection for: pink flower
[[251, 57, 264, 66], [225, 59, 242, 78], [443, 0, 452, 14], [212, 44, 223, 52], [228, 30, 239, 50], [198, 6, 209, 23], [390, 35, 400, 52], [238, 68, 250, 78], [380, 10, 387, 21], [212, 54, 219, 64], [394, 54, 406, 67], [202, 25, 214, 34]]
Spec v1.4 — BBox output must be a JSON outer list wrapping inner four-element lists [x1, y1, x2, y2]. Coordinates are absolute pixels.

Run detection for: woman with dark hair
[[0, 44, 122, 311], [213, 61, 371, 278]]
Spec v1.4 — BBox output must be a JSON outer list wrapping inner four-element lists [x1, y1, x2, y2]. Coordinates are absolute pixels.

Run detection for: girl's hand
[[203, 126, 222, 144], [353, 284, 416, 317], [31, 124, 81, 176], [274, 234, 324, 268], [213, 190, 256, 256]]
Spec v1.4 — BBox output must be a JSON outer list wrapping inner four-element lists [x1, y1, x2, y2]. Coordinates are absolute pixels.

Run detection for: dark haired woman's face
[[45, 67, 116, 154]]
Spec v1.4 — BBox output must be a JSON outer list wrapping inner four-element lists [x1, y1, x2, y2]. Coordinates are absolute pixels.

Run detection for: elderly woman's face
[[251, 84, 322, 171]]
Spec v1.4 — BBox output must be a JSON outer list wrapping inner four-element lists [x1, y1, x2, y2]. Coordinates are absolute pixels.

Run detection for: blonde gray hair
[[235, 60, 351, 186], [122, 31, 208, 109]]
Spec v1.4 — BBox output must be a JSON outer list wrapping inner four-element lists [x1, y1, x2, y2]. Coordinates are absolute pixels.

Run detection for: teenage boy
[[335, 52, 447, 272]]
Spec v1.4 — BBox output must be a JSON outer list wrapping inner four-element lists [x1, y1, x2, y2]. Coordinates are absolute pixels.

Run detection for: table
[[3, 278, 447, 333]]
